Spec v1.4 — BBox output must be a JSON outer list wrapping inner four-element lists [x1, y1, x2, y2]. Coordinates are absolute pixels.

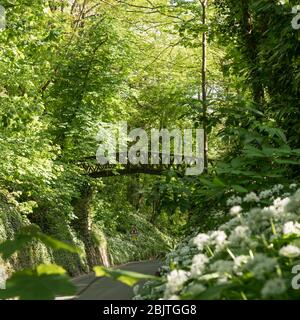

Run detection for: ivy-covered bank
[[135, 185, 300, 300], [0, 189, 171, 284], [107, 214, 172, 266]]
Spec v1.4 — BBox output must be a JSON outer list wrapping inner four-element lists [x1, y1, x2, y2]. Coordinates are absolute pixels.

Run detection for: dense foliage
[[135, 185, 300, 299], [0, 0, 300, 300]]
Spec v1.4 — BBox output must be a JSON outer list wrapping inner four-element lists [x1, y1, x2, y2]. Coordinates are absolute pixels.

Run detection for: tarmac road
[[72, 260, 161, 300]]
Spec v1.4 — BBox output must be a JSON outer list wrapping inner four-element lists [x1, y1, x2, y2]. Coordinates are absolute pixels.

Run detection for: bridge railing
[[76, 151, 203, 177]]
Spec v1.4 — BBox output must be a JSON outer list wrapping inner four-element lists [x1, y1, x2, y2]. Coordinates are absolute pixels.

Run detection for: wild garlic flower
[[234, 255, 250, 270], [228, 225, 250, 244], [283, 221, 300, 236], [259, 190, 273, 199], [210, 230, 227, 250], [165, 269, 189, 297], [272, 197, 290, 214], [190, 254, 209, 278], [272, 184, 284, 194], [226, 196, 242, 206], [243, 192, 260, 203], [229, 205, 242, 216], [193, 233, 210, 251], [137, 186, 300, 301], [279, 245, 300, 258]]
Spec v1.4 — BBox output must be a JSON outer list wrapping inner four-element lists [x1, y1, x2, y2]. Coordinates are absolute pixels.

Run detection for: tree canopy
[[0, 0, 300, 300]]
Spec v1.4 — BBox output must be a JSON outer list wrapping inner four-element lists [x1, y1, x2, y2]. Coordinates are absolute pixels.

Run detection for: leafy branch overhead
[[0, 264, 76, 300]]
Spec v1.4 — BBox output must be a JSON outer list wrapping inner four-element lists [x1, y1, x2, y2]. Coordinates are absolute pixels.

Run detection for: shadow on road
[[72, 260, 161, 300]]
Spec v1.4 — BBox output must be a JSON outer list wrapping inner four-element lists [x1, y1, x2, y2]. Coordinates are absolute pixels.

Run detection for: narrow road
[[72, 260, 161, 300]]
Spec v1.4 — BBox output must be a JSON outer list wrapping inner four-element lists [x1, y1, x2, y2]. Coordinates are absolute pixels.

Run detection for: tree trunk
[[72, 183, 102, 270], [201, 0, 208, 172], [240, 1, 264, 106]]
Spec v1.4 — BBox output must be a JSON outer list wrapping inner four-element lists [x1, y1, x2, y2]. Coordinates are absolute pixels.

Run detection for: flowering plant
[[135, 184, 300, 300]]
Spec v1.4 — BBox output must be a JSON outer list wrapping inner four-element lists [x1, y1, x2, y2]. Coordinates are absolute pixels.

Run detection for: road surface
[[72, 260, 161, 300]]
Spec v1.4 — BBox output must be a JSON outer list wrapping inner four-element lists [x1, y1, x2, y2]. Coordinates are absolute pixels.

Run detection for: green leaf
[[93, 266, 157, 287], [94, 266, 106, 277], [36, 264, 67, 275], [194, 283, 234, 300], [37, 234, 82, 255], [212, 177, 226, 187], [0, 234, 32, 260], [243, 146, 265, 158], [0, 264, 76, 300], [0, 225, 82, 260], [231, 185, 248, 193], [199, 178, 216, 188], [274, 159, 300, 165]]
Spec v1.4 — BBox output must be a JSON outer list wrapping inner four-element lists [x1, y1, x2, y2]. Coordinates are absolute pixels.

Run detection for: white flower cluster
[[243, 192, 260, 203], [193, 233, 210, 251], [193, 231, 227, 252], [164, 269, 189, 298], [190, 254, 209, 278], [227, 184, 294, 209], [279, 245, 300, 258], [229, 205, 242, 216], [226, 196, 242, 206], [283, 221, 300, 236], [137, 184, 300, 300]]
